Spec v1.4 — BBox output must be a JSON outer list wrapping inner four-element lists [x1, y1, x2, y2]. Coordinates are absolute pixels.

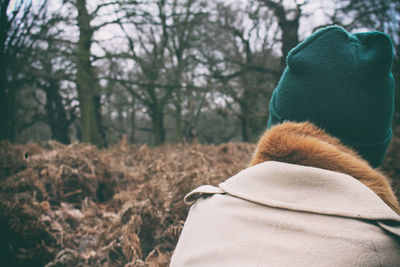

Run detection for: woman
[[170, 26, 400, 266]]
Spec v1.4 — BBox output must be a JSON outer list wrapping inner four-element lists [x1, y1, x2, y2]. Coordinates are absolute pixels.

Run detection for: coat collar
[[219, 161, 400, 222]]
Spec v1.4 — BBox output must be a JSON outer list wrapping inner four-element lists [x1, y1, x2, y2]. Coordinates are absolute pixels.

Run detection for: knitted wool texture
[[268, 26, 395, 168]]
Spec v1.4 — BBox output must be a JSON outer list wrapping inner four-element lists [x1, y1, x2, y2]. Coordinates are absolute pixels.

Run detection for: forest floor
[[1, 128, 400, 267]]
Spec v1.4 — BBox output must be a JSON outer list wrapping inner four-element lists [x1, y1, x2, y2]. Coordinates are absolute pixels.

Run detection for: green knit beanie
[[268, 25, 395, 168]]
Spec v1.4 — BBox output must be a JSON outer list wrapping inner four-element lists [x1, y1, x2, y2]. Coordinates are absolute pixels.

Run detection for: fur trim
[[250, 122, 400, 215]]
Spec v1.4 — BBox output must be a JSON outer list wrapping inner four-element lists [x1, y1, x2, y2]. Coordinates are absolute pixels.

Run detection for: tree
[[255, 0, 305, 71], [33, 40, 77, 144], [113, 0, 175, 145], [74, 0, 105, 145], [166, 0, 208, 142], [200, 3, 280, 141], [0, 0, 48, 141], [56, 0, 138, 146], [102, 58, 136, 143]]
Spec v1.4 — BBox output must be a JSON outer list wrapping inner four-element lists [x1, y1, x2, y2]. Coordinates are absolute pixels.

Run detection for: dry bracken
[[0, 141, 254, 266]]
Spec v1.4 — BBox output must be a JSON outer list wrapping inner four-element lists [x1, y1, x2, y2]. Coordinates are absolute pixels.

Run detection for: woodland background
[[1, 0, 400, 146], [1, 0, 400, 266]]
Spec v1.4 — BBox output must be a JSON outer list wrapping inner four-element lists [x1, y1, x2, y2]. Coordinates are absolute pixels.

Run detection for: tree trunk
[[6, 86, 15, 142], [0, 85, 16, 142], [42, 50, 72, 144], [150, 103, 166, 145], [45, 80, 71, 144], [0, 61, 8, 141], [261, 1, 300, 71], [94, 93, 106, 145], [173, 58, 184, 142], [130, 98, 136, 144], [239, 100, 250, 142], [280, 17, 300, 70], [175, 88, 183, 142], [0, 1, 11, 141], [76, 0, 103, 146]]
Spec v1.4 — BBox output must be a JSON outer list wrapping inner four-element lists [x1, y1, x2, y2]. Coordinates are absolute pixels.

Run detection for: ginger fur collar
[[250, 122, 400, 215]]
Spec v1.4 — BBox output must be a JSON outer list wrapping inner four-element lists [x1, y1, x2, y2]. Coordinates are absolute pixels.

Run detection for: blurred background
[[1, 0, 399, 146]]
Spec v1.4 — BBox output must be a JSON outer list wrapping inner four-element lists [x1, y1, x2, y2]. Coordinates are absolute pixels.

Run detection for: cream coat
[[170, 161, 400, 267]]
